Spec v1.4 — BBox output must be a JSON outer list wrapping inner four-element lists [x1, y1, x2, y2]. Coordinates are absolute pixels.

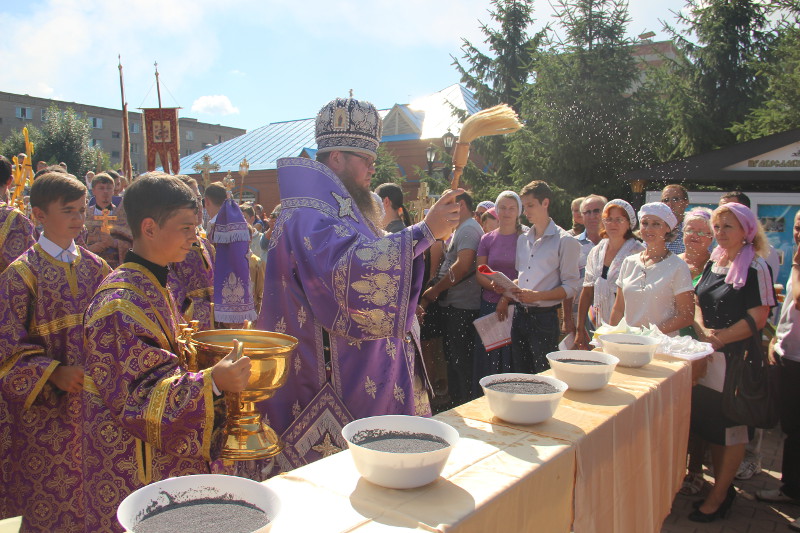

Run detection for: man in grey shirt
[[498, 180, 581, 373], [421, 192, 483, 406]]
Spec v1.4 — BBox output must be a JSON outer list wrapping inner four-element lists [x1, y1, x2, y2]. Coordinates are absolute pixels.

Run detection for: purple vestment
[[254, 158, 434, 476], [211, 199, 257, 324], [169, 235, 216, 330], [0, 202, 35, 274], [0, 245, 109, 530], [82, 263, 228, 532]]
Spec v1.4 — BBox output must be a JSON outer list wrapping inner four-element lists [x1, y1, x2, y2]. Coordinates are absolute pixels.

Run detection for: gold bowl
[[180, 328, 297, 460]]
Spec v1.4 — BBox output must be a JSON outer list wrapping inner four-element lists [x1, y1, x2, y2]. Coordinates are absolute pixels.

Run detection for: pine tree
[[731, 19, 800, 140], [509, 0, 645, 205], [652, 0, 773, 156], [451, 0, 545, 200]]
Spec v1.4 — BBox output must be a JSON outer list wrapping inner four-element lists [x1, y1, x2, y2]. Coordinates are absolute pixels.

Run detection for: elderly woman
[[680, 207, 715, 281], [609, 202, 694, 334], [677, 207, 717, 496], [688, 203, 776, 522], [472, 191, 524, 392], [574, 199, 643, 349]]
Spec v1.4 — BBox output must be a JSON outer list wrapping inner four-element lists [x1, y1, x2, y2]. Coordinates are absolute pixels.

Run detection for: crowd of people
[[0, 95, 797, 532]]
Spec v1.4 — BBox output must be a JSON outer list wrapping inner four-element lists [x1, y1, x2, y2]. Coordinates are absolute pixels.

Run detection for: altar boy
[[81, 173, 252, 532], [0, 172, 110, 530]]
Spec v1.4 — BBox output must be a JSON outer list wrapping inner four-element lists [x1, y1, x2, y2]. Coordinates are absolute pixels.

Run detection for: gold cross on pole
[[192, 154, 220, 188], [95, 208, 118, 234]]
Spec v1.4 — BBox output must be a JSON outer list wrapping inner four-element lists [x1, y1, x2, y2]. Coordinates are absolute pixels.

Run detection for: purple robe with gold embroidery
[[0, 202, 35, 273], [254, 158, 434, 475], [0, 244, 109, 531], [82, 263, 227, 532], [169, 235, 215, 330]]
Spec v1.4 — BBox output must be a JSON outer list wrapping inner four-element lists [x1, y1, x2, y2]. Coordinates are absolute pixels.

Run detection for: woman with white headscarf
[[609, 202, 694, 335], [688, 202, 775, 523], [574, 199, 644, 349]]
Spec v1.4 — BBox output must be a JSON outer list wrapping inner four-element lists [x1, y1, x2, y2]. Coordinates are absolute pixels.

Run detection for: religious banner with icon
[[142, 107, 181, 174]]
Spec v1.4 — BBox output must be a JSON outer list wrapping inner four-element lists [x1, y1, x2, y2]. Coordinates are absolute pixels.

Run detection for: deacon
[[0, 172, 110, 531], [0, 155, 35, 273], [82, 173, 251, 531], [254, 97, 461, 475]]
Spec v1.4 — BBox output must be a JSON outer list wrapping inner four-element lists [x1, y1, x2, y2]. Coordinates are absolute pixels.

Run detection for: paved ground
[[662, 426, 796, 533]]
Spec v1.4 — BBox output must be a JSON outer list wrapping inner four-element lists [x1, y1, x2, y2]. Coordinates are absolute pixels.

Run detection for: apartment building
[[0, 91, 246, 174]]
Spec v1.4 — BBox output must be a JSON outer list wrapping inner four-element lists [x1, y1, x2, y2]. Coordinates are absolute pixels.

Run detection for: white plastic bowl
[[117, 474, 280, 532], [342, 415, 459, 489], [597, 333, 660, 368], [546, 350, 619, 391], [479, 373, 568, 425]]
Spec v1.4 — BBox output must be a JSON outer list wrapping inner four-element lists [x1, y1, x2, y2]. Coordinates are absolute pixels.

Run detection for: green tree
[[2, 104, 107, 177], [650, 0, 773, 157], [370, 144, 404, 189], [451, 0, 545, 200], [731, 24, 800, 140], [509, 0, 646, 202]]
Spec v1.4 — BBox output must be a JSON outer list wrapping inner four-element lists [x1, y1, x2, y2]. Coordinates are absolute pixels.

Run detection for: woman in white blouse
[[574, 199, 643, 349], [609, 202, 694, 335]]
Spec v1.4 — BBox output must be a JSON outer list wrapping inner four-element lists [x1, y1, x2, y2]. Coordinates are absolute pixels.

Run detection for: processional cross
[[95, 209, 117, 234], [192, 154, 220, 188]]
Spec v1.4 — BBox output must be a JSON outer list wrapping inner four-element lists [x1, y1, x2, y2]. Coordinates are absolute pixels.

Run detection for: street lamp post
[[425, 144, 436, 175], [441, 130, 455, 181]]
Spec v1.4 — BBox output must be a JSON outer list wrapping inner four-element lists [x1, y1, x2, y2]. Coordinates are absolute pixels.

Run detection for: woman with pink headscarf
[[689, 202, 776, 523]]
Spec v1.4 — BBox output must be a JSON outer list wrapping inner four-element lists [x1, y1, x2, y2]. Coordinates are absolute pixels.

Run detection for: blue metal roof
[[179, 84, 480, 173]]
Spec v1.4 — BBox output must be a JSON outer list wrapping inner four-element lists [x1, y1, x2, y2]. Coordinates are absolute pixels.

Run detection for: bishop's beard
[[342, 180, 383, 232]]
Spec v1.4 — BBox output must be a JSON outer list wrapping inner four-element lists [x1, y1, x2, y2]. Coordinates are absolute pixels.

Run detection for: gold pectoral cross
[[95, 208, 117, 234]]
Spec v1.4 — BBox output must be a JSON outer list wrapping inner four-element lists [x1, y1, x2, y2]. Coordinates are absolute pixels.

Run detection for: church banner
[[142, 107, 181, 174]]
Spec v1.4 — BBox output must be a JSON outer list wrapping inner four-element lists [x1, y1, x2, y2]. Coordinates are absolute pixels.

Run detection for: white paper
[[473, 306, 515, 351], [479, 269, 520, 302], [696, 351, 726, 392]]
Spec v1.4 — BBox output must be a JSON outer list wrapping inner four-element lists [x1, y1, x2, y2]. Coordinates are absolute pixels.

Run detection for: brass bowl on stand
[[179, 327, 297, 460]]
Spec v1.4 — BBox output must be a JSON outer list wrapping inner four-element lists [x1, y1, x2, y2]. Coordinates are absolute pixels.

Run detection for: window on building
[[186, 130, 194, 141], [41, 109, 48, 121], [111, 151, 120, 159], [111, 131, 121, 139], [131, 143, 140, 154], [89, 117, 103, 129], [91, 139, 102, 149], [185, 148, 193, 156], [130, 123, 140, 134], [15, 107, 33, 120]]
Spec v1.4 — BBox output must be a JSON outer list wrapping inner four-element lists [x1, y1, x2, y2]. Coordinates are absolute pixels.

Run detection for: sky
[[1, 0, 688, 132]]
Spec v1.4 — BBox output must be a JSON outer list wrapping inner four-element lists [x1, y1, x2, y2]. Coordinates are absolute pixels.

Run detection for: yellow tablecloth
[[264, 416, 575, 532], [262, 358, 691, 533], [453, 358, 692, 533]]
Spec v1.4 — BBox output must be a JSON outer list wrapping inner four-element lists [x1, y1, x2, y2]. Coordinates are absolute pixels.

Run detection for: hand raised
[[424, 188, 464, 240]]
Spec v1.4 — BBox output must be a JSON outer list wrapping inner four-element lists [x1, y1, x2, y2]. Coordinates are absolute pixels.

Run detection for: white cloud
[[0, 0, 235, 106], [191, 95, 240, 115]]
